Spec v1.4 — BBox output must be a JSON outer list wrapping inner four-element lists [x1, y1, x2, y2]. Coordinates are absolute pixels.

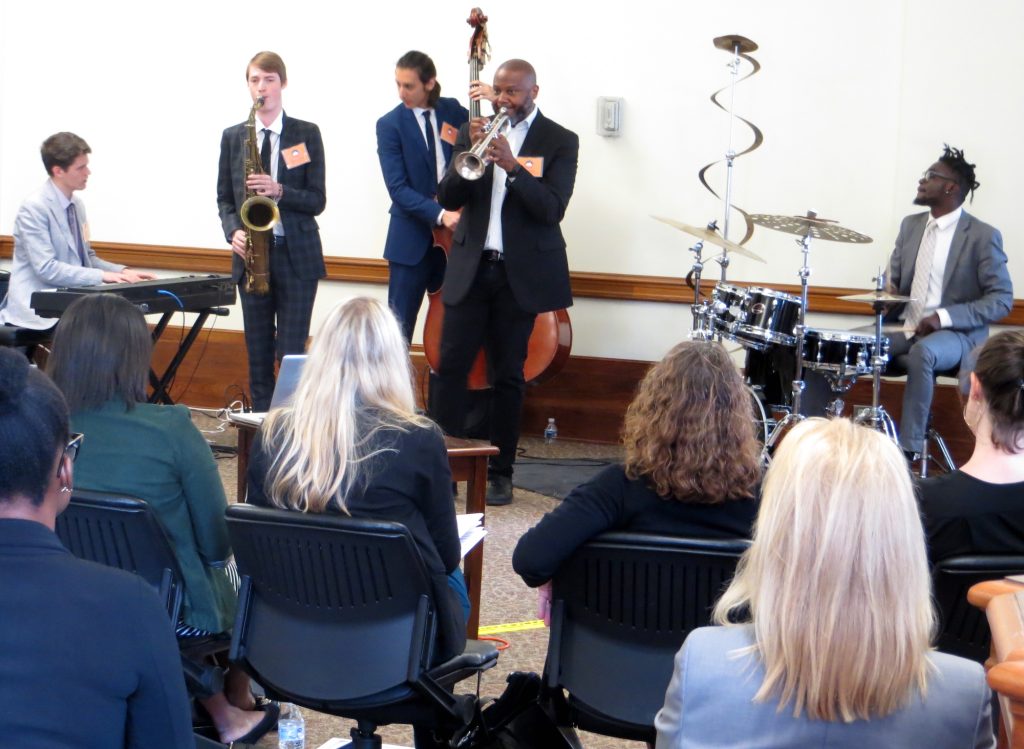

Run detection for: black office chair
[[933, 554, 1024, 664], [55, 490, 227, 696], [225, 504, 499, 749], [544, 532, 749, 744]]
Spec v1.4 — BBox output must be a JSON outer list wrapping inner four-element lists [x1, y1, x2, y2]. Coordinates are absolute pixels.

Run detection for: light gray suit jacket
[[655, 625, 994, 749], [886, 210, 1012, 347], [0, 180, 123, 329]]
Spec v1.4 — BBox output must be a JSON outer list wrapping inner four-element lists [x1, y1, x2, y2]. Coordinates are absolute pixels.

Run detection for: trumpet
[[452, 108, 511, 180]]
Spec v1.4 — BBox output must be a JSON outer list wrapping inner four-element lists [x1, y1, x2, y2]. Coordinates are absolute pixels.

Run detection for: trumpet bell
[[454, 151, 487, 180], [240, 195, 280, 232]]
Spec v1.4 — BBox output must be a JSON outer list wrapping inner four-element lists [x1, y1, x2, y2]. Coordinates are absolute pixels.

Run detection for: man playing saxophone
[[217, 51, 327, 411]]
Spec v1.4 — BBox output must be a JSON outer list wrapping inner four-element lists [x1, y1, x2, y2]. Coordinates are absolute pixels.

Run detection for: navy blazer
[[437, 110, 578, 314], [217, 113, 327, 282], [376, 97, 468, 265], [886, 210, 1012, 346], [0, 519, 193, 748]]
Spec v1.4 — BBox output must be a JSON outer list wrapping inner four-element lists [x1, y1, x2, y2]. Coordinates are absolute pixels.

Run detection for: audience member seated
[[0, 347, 193, 747], [655, 418, 994, 749], [245, 296, 469, 665], [512, 340, 761, 621], [918, 330, 1024, 564], [46, 293, 276, 745]]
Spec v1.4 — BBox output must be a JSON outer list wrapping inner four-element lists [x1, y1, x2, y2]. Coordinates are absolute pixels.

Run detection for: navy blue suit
[[218, 113, 327, 410], [376, 97, 468, 342], [0, 519, 193, 748]]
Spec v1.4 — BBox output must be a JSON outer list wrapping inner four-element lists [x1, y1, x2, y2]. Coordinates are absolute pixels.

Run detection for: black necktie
[[422, 111, 438, 185], [66, 203, 87, 265], [260, 129, 272, 174]]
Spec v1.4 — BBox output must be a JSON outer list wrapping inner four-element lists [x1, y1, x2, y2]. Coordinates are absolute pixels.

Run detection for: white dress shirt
[[483, 106, 540, 254]]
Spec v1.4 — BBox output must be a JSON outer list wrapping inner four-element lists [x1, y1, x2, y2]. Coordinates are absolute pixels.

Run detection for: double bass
[[422, 7, 572, 389]]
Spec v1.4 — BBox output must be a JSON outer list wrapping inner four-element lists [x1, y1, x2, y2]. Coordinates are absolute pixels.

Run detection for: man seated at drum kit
[[882, 145, 1012, 461]]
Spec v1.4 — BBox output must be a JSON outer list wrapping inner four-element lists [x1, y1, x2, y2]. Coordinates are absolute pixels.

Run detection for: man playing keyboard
[[0, 132, 153, 331]]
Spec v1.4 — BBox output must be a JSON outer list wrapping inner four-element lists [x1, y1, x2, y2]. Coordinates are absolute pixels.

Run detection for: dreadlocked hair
[[939, 144, 980, 203]]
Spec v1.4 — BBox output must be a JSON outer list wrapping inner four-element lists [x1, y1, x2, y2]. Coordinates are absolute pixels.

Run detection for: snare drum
[[802, 328, 886, 377], [734, 286, 802, 350], [708, 283, 749, 341]]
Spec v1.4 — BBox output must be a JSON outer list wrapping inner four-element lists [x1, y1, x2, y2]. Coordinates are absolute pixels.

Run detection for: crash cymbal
[[651, 215, 766, 263], [838, 290, 915, 304], [751, 213, 873, 243]]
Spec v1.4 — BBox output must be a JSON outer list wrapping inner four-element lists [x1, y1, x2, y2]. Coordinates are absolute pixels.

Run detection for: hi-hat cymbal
[[751, 213, 873, 243], [651, 215, 766, 263], [838, 290, 915, 304]]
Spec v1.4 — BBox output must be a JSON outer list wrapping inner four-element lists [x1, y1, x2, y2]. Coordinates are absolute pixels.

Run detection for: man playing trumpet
[[433, 59, 579, 506]]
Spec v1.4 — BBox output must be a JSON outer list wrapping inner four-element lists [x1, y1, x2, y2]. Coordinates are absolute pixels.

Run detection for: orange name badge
[[282, 142, 312, 169], [517, 156, 543, 177], [440, 122, 459, 145]]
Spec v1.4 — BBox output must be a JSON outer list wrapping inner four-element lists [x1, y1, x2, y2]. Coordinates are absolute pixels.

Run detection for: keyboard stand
[[148, 307, 230, 405]]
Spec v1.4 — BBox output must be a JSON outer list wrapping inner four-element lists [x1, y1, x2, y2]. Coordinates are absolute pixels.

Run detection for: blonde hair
[[713, 418, 936, 721], [622, 340, 760, 502], [260, 297, 430, 513]]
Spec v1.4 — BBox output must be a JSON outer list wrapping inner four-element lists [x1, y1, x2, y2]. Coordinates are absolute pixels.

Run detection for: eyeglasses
[[64, 433, 84, 463], [921, 170, 957, 183]]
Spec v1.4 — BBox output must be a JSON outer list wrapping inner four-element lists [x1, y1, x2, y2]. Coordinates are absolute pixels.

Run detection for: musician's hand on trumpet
[[468, 116, 491, 146], [485, 133, 517, 173]]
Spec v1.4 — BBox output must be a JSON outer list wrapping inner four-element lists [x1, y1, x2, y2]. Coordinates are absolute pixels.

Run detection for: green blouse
[[71, 401, 234, 633]]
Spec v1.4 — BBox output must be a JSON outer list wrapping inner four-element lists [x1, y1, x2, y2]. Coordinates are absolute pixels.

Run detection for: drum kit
[[657, 213, 912, 445], [655, 32, 915, 446]]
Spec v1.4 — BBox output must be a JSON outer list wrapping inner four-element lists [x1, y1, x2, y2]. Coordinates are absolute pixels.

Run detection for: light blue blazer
[[655, 625, 994, 749], [0, 180, 122, 329]]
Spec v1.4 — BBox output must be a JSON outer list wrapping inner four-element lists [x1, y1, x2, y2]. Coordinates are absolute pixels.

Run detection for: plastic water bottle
[[278, 703, 305, 749], [544, 418, 558, 444]]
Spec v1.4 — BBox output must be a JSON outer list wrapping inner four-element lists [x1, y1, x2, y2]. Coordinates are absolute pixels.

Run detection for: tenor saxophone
[[239, 96, 279, 295]]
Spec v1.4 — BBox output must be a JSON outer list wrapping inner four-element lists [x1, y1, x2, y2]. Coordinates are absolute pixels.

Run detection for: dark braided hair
[[938, 144, 980, 204]]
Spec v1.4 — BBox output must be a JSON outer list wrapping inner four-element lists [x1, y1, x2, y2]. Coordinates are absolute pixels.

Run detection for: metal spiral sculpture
[[697, 35, 763, 248]]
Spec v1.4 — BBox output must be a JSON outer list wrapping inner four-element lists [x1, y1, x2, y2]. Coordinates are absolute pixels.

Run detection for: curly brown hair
[[622, 340, 761, 503]]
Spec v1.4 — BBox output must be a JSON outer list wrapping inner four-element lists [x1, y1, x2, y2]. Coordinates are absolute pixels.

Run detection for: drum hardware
[[651, 216, 765, 340], [840, 272, 909, 441], [749, 211, 874, 446]]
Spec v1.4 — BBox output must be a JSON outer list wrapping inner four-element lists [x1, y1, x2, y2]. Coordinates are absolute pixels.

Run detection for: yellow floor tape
[[477, 619, 547, 635]]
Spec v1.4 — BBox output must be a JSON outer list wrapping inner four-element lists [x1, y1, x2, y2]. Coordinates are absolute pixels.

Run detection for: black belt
[[481, 250, 504, 262]]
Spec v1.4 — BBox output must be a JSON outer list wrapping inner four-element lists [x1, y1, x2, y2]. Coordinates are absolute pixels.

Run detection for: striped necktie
[[905, 219, 938, 331], [66, 203, 88, 265]]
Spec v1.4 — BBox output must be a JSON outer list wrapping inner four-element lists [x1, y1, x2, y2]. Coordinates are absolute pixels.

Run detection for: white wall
[[1, 0, 1019, 361]]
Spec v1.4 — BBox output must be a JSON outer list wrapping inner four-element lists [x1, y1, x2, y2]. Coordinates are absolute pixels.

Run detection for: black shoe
[[902, 448, 921, 467], [486, 475, 513, 506]]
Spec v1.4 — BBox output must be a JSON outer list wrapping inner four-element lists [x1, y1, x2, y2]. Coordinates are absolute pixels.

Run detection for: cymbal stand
[[766, 222, 814, 447], [718, 40, 745, 282], [854, 271, 897, 440], [688, 237, 712, 340]]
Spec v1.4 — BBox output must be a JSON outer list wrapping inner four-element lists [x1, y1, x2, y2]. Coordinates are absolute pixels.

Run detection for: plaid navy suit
[[217, 113, 326, 410]]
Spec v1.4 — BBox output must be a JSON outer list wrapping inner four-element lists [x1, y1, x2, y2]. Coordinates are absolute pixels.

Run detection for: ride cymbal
[[750, 213, 872, 243]]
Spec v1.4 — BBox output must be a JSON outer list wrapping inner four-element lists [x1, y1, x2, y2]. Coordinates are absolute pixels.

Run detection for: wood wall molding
[[149, 324, 975, 464], [4, 234, 1023, 322]]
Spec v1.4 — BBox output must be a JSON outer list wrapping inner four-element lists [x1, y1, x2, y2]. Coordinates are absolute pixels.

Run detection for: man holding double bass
[[434, 59, 579, 506]]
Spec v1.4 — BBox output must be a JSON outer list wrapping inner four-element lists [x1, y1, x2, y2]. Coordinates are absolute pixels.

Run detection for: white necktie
[[905, 219, 937, 331]]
